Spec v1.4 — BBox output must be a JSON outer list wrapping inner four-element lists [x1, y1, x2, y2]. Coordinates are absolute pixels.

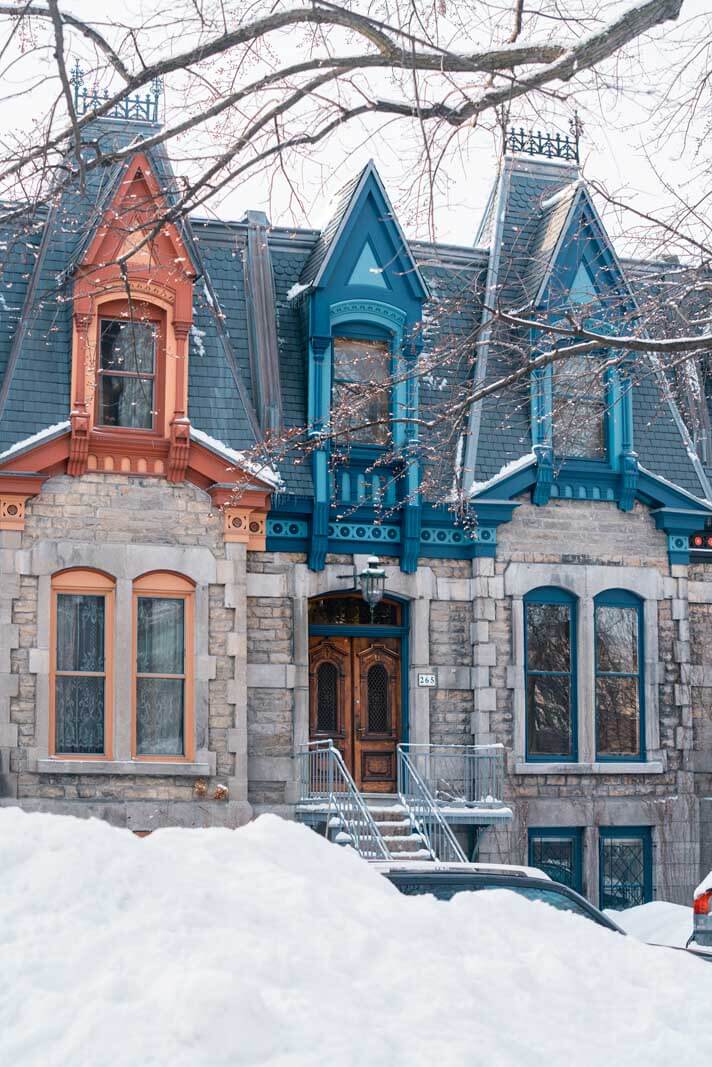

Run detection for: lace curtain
[[55, 594, 105, 754], [136, 596, 185, 756]]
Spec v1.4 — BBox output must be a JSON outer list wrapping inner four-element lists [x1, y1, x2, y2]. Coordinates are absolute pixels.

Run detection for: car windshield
[[392, 878, 597, 921]]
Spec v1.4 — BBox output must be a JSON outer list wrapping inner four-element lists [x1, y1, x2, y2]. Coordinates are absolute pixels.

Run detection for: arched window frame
[[594, 588, 645, 762], [131, 571, 195, 762], [49, 568, 115, 759], [524, 586, 578, 762]]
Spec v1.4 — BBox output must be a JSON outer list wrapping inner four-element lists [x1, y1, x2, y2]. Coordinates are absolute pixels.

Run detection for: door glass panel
[[600, 836, 647, 910], [367, 663, 389, 733], [316, 662, 338, 733], [309, 597, 400, 626], [529, 835, 578, 890]]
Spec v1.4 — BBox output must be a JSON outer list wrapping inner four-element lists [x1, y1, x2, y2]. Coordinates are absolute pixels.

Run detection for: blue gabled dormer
[[294, 161, 429, 572], [528, 182, 639, 511]]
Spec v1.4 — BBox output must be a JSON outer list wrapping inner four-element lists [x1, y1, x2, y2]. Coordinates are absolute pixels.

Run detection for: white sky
[[0, 0, 709, 257]]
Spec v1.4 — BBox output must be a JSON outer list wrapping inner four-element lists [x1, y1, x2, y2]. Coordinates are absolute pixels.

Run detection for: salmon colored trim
[[131, 571, 195, 762], [70, 153, 196, 477], [49, 568, 115, 760]]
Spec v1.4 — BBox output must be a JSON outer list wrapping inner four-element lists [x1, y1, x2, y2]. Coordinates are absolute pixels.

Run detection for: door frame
[[308, 591, 410, 747]]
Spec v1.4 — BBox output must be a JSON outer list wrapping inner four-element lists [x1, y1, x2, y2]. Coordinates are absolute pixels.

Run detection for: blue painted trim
[[308, 593, 410, 745], [594, 589, 645, 762], [528, 827, 584, 894], [524, 586, 578, 762], [598, 826, 653, 908]]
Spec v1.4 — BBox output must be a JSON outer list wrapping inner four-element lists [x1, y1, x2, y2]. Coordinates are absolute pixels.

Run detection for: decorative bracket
[[68, 409, 91, 477], [532, 444, 553, 506], [223, 507, 266, 550], [167, 416, 191, 483], [619, 450, 639, 512]]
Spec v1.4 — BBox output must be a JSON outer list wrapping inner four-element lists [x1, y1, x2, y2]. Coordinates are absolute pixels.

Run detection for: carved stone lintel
[[68, 409, 91, 477], [223, 506, 266, 550], [167, 416, 191, 483]]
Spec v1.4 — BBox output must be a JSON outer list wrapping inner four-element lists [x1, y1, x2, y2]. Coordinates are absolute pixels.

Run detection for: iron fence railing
[[398, 743, 505, 808], [297, 740, 391, 860], [397, 746, 467, 863]]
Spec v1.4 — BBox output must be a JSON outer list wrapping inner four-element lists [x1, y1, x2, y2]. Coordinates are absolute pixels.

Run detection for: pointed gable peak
[[299, 159, 428, 299]]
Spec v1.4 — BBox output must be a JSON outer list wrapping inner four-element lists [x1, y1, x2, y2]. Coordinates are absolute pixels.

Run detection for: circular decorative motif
[[288, 523, 301, 536], [386, 529, 398, 540], [271, 522, 284, 535], [355, 526, 366, 538]]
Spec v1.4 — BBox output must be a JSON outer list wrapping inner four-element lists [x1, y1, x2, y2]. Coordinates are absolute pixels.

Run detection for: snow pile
[[3, 810, 712, 1067], [606, 901, 693, 948]]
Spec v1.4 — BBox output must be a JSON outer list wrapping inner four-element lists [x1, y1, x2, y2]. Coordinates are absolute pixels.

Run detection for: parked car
[[691, 878, 712, 948], [378, 861, 626, 934]]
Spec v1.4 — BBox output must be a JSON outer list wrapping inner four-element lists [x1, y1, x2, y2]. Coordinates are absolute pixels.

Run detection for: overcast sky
[[0, 0, 708, 256]]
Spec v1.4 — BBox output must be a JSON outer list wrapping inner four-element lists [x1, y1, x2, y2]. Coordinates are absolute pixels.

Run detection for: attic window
[[553, 354, 606, 460], [96, 306, 162, 431], [332, 336, 390, 445]]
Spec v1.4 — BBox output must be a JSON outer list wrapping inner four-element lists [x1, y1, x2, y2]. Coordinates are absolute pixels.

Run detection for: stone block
[[473, 643, 497, 667], [247, 663, 296, 688], [246, 572, 288, 598]]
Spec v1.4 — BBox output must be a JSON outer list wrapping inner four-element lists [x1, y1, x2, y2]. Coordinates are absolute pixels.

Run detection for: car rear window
[[391, 877, 599, 922]]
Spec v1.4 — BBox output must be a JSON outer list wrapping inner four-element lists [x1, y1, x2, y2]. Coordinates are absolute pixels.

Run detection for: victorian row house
[[1, 89, 711, 909]]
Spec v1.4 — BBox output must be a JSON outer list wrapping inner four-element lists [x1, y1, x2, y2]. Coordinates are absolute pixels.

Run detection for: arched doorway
[[308, 593, 408, 793]]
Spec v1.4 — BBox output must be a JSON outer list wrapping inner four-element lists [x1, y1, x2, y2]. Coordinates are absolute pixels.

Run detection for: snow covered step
[[373, 820, 413, 836]]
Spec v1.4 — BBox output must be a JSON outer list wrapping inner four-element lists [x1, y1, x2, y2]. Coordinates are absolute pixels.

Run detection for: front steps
[[361, 796, 433, 861]]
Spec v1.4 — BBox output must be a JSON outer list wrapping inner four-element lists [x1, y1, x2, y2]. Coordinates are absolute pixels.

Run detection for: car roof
[[373, 861, 551, 880]]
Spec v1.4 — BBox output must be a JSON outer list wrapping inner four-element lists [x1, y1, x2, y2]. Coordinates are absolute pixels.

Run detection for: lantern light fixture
[[357, 556, 387, 617]]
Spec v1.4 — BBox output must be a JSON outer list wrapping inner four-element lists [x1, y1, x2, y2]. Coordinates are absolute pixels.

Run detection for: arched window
[[332, 333, 391, 445], [316, 662, 339, 733], [524, 587, 577, 761], [50, 569, 114, 758], [367, 663, 390, 733], [594, 589, 644, 760], [96, 300, 165, 432], [132, 572, 194, 760]]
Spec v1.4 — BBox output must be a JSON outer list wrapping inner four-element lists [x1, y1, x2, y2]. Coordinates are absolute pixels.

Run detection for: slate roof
[[0, 123, 708, 508]]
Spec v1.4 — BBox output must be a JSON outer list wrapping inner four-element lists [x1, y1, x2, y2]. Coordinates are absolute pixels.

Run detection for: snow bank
[[3, 809, 712, 1067], [606, 901, 693, 948]]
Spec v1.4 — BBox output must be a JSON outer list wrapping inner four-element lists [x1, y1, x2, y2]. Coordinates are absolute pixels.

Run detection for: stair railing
[[397, 744, 467, 863], [298, 740, 391, 861]]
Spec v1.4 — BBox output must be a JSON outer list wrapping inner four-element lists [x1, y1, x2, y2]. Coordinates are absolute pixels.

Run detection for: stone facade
[[1, 474, 712, 906]]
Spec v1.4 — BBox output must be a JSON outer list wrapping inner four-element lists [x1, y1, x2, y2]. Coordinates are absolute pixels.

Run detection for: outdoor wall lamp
[[357, 556, 387, 616]]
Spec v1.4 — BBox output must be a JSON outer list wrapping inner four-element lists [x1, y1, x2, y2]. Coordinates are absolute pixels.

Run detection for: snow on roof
[[5, 807, 712, 1066], [469, 451, 537, 497], [0, 420, 70, 464], [189, 425, 282, 488]]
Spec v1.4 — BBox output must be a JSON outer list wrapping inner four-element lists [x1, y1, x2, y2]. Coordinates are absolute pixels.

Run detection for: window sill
[[37, 759, 211, 777], [514, 761, 664, 776]]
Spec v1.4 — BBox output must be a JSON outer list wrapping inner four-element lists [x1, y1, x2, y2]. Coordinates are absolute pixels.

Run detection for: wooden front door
[[309, 635, 401, 792]]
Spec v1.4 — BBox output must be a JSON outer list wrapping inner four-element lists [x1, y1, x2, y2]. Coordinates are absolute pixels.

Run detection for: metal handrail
[[399, 743, 505, 807], [297, 740, 391, 861], [397, 745, 467, 863]]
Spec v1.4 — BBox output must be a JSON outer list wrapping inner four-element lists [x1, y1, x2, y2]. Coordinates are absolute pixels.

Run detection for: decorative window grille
[[599, 828, 652, 910], [54, 594, 106, 754], [367, 663, 390, 733], [316, 662, 339, 733], [528, 829, 583, 894]]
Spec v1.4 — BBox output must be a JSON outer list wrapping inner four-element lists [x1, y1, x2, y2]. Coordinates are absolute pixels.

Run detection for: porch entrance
[[308, 594, 406, 793]]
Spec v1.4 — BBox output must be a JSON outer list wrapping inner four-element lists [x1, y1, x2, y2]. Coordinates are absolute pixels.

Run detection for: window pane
[[553, 354, 605, 459], [55, 675, 104, 754], [309, 597, 400, 626], [137, 598, 184, 674], [100, 319, 155, 373], [529, 837, 576, 889], [596, 676, 640, 757], [596, 605, 637, 672], [332, 337, 390, 445], [136, 678, 184, 755], [527, 674, 572, 757], [526, 602, 571, 671], [600, 837, 646, 910], [56, 594, 104, 673], [99, 374, 154, 429]]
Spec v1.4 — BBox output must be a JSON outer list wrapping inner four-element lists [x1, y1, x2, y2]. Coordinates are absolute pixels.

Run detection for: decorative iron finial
[[69, 59, 162, 123], [504, 116, 580, 163]]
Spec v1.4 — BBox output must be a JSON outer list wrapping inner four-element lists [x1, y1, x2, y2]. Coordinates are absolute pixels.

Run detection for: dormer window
[[98, 313, 159, 430], [332, 335, 391, 445], [553, 353, 606, 459]]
